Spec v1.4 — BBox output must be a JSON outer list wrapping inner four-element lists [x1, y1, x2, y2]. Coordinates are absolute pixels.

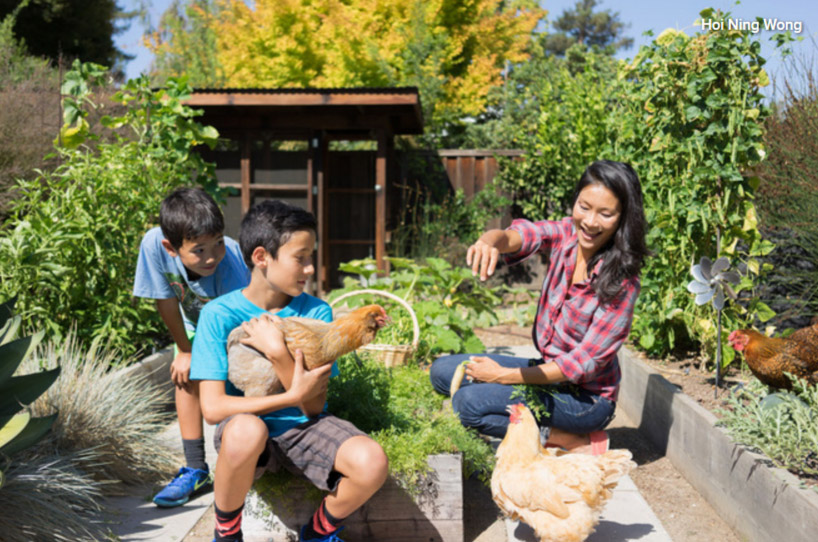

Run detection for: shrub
[[0, 61, 221, 358], [614, 12, 776, 364], [497, 50, 619, 219], [0, 450, 108, 542], [0, 7, 60, 222], [754, 52, 818, 323], [22, 332, 178, 489]]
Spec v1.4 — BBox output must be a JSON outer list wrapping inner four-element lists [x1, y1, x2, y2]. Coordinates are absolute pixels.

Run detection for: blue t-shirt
[[190, 289, 338, 436], [132, 227, 250, 331]]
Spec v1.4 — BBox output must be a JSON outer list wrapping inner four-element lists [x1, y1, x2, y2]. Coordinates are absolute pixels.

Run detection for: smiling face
[[572, 183, 622, 258], [262, 229, 316, 297], [163, 233, 226, 278]]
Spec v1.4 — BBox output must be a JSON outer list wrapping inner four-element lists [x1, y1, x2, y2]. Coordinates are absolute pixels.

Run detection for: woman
[[430, 160, 649, 455]]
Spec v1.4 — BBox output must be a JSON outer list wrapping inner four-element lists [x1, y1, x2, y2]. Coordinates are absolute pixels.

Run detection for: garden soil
[[183, 324, 741, 542]]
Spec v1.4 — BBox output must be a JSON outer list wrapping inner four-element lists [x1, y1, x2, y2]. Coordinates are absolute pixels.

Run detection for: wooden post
[[316, 134, 328, 294], [375, 129, 387, 272], [240, 135, 251, 214]]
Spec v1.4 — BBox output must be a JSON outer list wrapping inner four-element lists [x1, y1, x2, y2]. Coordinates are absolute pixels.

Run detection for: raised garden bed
[[618, 346, 818, 542], [242, 454, 463, 542]]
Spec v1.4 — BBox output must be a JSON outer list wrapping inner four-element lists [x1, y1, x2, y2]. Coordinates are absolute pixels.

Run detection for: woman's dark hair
[[159, 187, 224, 249], [239, 199, 317, 268], [572, 160, 649, 304]]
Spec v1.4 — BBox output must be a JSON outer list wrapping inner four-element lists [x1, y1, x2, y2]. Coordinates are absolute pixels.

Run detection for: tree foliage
[[0, 0, 135, 73], [146, 0, 544, 136], [147, 0, 223, 87], [543, 0, 633, 57]]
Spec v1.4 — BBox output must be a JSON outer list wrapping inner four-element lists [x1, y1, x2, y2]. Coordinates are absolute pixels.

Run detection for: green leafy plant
[[497, 49, 618, 219], [332, 256, 514, 360], [0, 61, 221, 359], [718, 375, 818, 483], [327, 355, 495, 491], [0, 297, 57, 460]]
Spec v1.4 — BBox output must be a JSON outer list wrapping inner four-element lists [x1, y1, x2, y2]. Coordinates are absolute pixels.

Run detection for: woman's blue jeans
[[430, 353, 616, 439]]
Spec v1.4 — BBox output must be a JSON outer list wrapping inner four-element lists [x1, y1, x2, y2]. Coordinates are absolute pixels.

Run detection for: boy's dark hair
[[239, 200, 317, 267], [159, 187, 225, 249]]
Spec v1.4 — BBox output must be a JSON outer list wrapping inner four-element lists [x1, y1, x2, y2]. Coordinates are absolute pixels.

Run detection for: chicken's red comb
[[508, 403, 524, 424]]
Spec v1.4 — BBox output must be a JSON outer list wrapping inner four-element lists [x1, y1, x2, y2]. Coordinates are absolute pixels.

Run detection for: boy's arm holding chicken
[[238, 312, 330, 416]]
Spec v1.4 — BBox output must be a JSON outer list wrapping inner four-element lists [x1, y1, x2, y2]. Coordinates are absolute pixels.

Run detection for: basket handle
[[330, 289, 420, 350]]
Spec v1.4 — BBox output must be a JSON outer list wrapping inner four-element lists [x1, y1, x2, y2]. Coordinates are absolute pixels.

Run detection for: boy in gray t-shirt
[[133, 187, 249, 507]]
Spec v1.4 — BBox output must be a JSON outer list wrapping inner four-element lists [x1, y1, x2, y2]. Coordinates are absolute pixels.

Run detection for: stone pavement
[[102, 344, 672, 541]]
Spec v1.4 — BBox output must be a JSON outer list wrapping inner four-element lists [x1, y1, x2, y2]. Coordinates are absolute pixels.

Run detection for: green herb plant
[[718, 375, 818, 485]]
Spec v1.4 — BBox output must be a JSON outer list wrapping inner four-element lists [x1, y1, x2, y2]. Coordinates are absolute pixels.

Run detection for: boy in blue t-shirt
[[191, 200, 387, 542], [133, 187, 250, 507]]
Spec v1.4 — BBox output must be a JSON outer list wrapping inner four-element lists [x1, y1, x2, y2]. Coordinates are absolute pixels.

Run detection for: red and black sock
[[214, 502, 244, 542], [301, 497, 343, 540]]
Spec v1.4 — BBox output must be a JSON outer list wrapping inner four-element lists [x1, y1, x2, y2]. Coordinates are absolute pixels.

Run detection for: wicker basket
[[330, 289, 420, 368]]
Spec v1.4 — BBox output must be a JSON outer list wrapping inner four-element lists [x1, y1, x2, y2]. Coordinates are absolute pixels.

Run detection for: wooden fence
[[438, 149, 524, 199]]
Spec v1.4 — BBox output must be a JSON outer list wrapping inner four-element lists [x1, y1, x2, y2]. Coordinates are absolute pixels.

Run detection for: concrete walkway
[[102, 344, 672, 542]]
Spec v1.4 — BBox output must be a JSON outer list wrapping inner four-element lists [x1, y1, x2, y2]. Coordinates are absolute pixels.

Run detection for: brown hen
[[728, 321, 818, 389], [491, 404, 635, 542], [226, 304, 388, 396]]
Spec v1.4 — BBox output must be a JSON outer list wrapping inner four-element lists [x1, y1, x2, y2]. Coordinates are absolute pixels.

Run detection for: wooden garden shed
[[186, 87, 423, 293]]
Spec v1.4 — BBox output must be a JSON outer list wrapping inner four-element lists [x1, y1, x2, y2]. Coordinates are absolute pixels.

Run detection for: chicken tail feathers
[[600, 449, 636, 487]]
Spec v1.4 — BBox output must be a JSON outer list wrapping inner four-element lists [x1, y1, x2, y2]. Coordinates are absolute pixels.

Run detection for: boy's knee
[[343, 438, 388, 487], [220, 415, 268, 463]]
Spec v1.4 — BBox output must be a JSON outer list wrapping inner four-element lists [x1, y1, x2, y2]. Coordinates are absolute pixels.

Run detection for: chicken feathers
[[491, 404, 635, 542], [226, 304, 388, 396], [728, 321, 818, 389]]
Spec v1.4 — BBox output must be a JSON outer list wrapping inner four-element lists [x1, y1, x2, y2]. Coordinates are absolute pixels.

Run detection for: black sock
[[182, 438, 207, 471], [301, 498, 343, 539], [214, 503, 243, 542]]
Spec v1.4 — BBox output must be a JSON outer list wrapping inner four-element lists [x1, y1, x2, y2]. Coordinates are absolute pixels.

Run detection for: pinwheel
[[688, 256, 741, 395]]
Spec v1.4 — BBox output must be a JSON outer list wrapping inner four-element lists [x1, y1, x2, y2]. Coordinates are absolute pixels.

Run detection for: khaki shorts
[[214, 413, 366, 492]]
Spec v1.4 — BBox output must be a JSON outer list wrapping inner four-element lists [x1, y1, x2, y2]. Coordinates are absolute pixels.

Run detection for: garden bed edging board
[[618, 346, 818, 542], [242, 453, 464, 542]]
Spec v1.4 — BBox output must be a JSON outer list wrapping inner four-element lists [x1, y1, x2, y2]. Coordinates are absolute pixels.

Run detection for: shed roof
[[186, 87, 423, 136]]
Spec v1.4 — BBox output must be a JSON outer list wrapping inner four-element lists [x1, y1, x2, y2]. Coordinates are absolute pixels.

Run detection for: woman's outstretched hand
[[467, 239, 500, 281]]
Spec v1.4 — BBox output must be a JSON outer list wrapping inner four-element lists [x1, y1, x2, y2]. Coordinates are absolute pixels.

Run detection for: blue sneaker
[[153, 466, 213, 507], [299, 525, 345, 541]]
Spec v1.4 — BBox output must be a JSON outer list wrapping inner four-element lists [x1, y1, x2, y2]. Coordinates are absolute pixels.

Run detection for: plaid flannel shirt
[[504, 217, 640, 401]]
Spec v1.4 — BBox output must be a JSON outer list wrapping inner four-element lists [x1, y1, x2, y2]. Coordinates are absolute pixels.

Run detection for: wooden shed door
[[324, 151, 376, 288]]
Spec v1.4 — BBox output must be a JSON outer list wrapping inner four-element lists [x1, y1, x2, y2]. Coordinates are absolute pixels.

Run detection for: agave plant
[[0, 297, 59, 465], [687, 256, 741, 395]]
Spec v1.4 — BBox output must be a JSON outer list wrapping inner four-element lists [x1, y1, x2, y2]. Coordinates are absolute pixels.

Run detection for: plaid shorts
[[214, 413, 366, 492]]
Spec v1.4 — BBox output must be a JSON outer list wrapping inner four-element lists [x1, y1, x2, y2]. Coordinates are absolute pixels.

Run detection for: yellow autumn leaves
[[146, 0, 543, 123]]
